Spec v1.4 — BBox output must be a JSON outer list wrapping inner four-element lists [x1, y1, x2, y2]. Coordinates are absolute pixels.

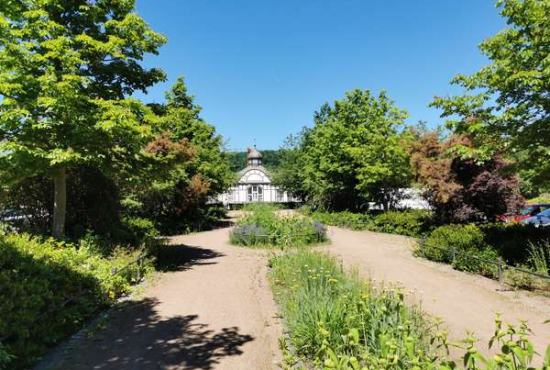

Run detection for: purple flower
[[314, 221, 326, 235]]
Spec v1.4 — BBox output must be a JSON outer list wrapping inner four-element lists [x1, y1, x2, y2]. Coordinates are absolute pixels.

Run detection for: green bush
[[373, 210, 433, 237], [305, 209, 374, 230], [230, 205, 327, 248], [480, 223, 550, 265], [120, 216, 160, 245], [241, 203, 282, 212], [419, 223, 550, 283], [422, 224, 486, 261], [306, 209, 434, 237], [420, 224, 501, 277], [0, 233, 151, 370]]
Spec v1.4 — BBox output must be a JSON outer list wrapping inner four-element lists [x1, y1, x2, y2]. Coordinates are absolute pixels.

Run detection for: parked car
[[498, 203, 550, 223], [521, 208, 550, 227], [0, 208, 28, 223]]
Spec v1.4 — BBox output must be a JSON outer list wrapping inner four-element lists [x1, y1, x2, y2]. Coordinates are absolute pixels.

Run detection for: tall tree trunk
[[52, 167, 67, 238]]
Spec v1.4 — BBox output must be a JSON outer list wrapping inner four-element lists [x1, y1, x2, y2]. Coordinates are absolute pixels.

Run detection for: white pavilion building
[[217, 147, 297, 206]]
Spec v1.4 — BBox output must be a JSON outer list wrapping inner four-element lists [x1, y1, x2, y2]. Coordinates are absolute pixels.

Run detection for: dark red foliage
[[411, 132, 523, 223]]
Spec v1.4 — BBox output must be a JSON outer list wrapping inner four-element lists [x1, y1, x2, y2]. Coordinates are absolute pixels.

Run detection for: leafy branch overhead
[[431, 0, 550, 184]]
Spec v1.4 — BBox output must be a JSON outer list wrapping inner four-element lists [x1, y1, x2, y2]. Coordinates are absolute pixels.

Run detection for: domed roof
[[247, 146, 263, 159]]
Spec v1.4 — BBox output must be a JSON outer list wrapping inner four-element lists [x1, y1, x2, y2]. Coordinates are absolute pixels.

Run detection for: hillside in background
[[226, 149, 284, 172]]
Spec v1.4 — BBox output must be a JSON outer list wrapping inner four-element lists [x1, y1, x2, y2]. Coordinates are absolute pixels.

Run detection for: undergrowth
[[0, 232, 153, 370]]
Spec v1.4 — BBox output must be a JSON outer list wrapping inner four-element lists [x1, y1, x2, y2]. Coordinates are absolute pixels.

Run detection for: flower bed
[[229, 205, 328, 248]]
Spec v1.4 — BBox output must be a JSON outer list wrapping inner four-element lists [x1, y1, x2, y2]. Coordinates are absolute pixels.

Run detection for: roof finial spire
[[253, 138, 257, 148]]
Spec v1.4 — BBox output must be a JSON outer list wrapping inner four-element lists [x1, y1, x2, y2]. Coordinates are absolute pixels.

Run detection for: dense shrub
[[0, 233, 151, 370], [305, 209, 375, 230], [418, 223, 550, 288], [420, 224, 499, 277], [373, 210, 433, 237], [306, 209, 433, 237], [119, 216, 160, 246], [230, 205, 327, 248], [480, 223, 550, 265]]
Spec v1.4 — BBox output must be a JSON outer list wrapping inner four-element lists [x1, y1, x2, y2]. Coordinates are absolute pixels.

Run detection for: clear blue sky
[[134, 0, 504, 151]]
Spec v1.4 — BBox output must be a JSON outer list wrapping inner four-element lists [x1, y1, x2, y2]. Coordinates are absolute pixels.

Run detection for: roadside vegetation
[[0, 1, 232, 368], [305, 208, 433, 238], [271, 0, 550, 292], [269, 249, 550, 370], [0, 230, 153, 369], [305, 207, 550, 291], [230, 204, 327, 248]]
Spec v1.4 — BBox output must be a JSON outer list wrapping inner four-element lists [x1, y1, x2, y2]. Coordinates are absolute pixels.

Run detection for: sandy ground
[[325, 226, 550, 362], [38, 222, 550, 369], [42, 228, 282, 370]]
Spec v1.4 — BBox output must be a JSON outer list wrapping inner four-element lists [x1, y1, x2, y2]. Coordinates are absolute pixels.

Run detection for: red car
[[498, 203, 550, 223]]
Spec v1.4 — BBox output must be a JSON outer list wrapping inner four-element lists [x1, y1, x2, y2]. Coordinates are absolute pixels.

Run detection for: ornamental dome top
[[247, 146, 263, 159]]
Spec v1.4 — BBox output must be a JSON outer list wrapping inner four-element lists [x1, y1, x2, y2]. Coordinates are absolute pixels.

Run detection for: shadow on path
[[51, 298, 254, 370], [155, 244, 225, 272]]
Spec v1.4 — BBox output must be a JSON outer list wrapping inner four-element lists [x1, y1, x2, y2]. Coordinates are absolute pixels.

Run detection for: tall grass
[[528, 241, 550, 275], [269, 250, 439, 369], [269, 250, 550, 370]]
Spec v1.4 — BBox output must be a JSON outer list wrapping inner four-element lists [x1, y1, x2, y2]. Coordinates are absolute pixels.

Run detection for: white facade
[[217, 147, 298, 206]]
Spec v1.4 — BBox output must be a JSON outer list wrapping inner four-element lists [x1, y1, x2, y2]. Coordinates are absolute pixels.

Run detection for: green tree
[[302, 89, 411, 211], [272, 128, 310, 201], [431, 0, 550, 188], [0, 0, 166, 236], [161, 77, 233, 197], [125, 77, 233, 233]]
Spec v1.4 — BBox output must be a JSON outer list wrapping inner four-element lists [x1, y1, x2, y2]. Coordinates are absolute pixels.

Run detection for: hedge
[[306, 209, 433, 238]]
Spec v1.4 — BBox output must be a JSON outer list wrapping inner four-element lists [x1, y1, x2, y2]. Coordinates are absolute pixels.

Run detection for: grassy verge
[[230, 204, 328, 248], [269, 250, 440, 369], [269, 249, 550, 370]]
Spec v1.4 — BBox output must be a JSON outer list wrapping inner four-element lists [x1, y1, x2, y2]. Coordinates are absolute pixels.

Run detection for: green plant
[[269, 250, 550, 370], [373, 210, 433, 238], [306, 209, 434, 237], [420, 224, 501, 277], [269, 250, 439, 369], [528, 242, 550, 275], [0, 343, 14, 370], [481, 223, 550, 266], [120, 216, 160, 246], [306, 210, 374, 230], [441, 316, 550, 370], [0, 232, 151, 369], [230, 205, 327, 248]]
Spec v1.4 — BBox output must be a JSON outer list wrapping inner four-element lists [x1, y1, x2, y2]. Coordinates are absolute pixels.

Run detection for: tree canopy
[[0, 0, 166, 235], [431, 0, 550, 188], [278, 89, 411, 211]]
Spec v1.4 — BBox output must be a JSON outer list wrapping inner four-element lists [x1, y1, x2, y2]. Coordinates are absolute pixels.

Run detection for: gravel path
[[39, 224, 550, 369], [43, 228, 282, 370], [326, 226, 550, 362]]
